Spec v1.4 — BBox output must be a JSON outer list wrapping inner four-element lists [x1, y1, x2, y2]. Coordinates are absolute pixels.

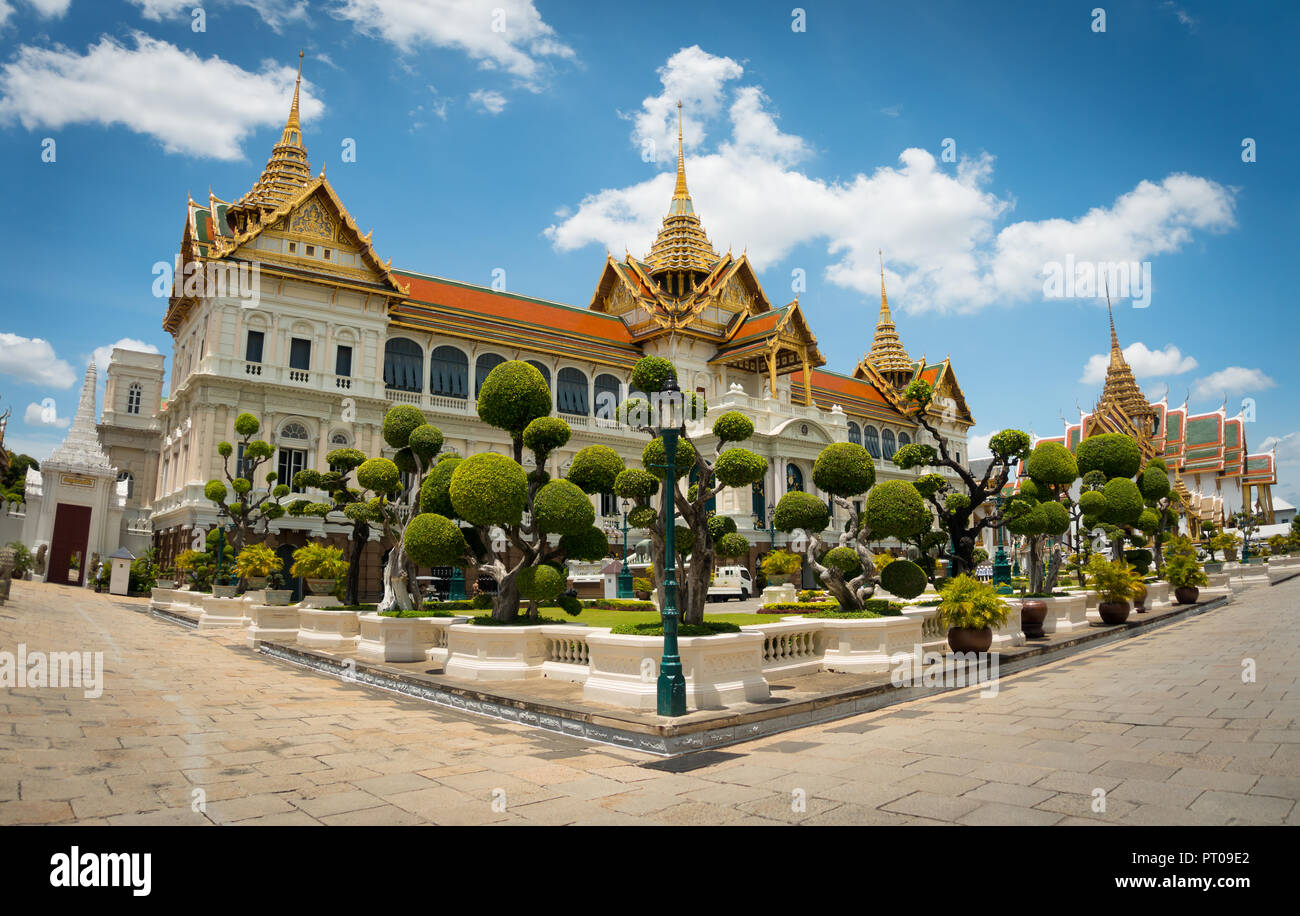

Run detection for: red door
[[49, 503, 92, 586]]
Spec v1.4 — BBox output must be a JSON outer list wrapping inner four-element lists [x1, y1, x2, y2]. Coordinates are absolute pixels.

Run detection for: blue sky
[[0, 0, 1297, 502]]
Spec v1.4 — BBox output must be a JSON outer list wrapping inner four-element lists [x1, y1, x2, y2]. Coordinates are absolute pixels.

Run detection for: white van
[[707, 565, 753, 601]]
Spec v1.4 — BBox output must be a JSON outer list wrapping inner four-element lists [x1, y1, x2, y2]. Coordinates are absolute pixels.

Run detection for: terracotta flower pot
[[1174, 585, 1200, 605], [947, 626, 992, 653], [634, 590, 650, 600], [1098, 601, 1131, 625], [1020, 600, 1048, 638]]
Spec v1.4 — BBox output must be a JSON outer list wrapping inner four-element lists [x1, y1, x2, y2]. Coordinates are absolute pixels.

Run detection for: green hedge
[[760, 600, 838, 612], [610, 621, 741, 637], [469, 614, 568, 626], [380, 609, 460, 618], [582, 598, 657, 611]]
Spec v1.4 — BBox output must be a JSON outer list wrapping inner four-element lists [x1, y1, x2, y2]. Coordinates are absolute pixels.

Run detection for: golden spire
[[1096, 291, 1157, 434], [866, 251, 913, 387], [643, 100, 719, 278], [238, 51, 313, 210]]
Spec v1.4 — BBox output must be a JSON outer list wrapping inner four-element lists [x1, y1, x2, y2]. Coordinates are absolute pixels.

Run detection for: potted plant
[[263, 571, 294, 606], [1130, 570, 1149, 614], [155, 566, 177, 589], [933, 574, 1009, 653], [67, 553, 81, 583], [761, 549, 802, 586], [233, 543, 281, 589], [1019, 595, 1048, 638], [632, 576, 652, 601], [1164, 535, 1208, 604], [291, 543, 349, 595], [1087, 554, 1134, 624]]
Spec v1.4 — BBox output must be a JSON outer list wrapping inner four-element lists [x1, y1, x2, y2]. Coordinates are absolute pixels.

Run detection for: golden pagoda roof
[[643, 102, 720, 276], [865, 252, 913, 379], [1096, 300, 1157, 425], [237, 52, 313, 211]]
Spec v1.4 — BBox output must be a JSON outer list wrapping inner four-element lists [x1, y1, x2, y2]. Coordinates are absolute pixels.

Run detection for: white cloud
[[92, 339, 161, 375], [333, 0, 574, 89], [130, 0, 307, 31], [24, 0, 69, 14], [23, 400, 69, 428], [469, 89, 507, 115], [0, 1, 14, 27], [1079, 342, 1198, 384], [547, 47, 1237, 315], [1192, 367, 1276, 400], [0, 34, 323, 160], [0, 333, 76, 388], [967, 431, 995, 460]]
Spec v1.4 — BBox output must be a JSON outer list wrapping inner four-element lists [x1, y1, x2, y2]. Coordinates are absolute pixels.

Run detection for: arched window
[[863, 425, 881, 459], [383, 338, 423, 392], [430, 346, 469, 399], [786, 463, 804, 492], [126, 383, 142, 415], [330, 432, 350, 448], [526, 360, 551, 390], [593, 374, 621, 420], [899, 432, 911, 448], [280, 422, 310, 442], [882, 429, 897, 461], [475, 353, 506, 395], [117, 470, 134, 500], [557, 367, 589, 416], [847, 422, 861, 445]]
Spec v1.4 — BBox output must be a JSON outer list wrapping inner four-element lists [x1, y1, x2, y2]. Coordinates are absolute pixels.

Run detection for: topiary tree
[[1074, 433, 1167, 563], [774, 443, 930, 609], [286, 447, 376, 607], [409, 361, 611, 622], [894, 379, 1032, 577], [204, 412, 288, 552], [1003, 441, 1078, 595], [612, 358, 764, 625]]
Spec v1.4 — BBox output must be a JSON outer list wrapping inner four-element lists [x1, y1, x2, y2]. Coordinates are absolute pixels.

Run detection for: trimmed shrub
[[708, 515, 738, 539], [627, 505, 658, 528], [714, 447, 767, 488], [559, 526, 610, 562], [477, 360, 553, 435], [534, 479, 596, 535], [1026, 440, 1078, 487], [1078, 489, 1106, 517], [1124, 548, 1153, 575], [407, 424, 444, 463], [204, 479, 228, 502], [1102, 476, 1144, 527], [404, 513, 468, 567], [642, 436, 695, 479], [864, 480, 930, 540], [357, 457, 401, 495], [712, 410, 754, 443], [714, 531, 750, 559], [1076, 432, 1142, 480], [449, 453, 529, 527], [822, 545, 862, 578], [567, 444, 624, 494], [613, 468, 659, 500], [1139, 462, 1171, 502], [419, 455, 461, 516], [234, 412, 260, 437], [631, 356, 677, 394], [517, 564, 566, 601], [522, 416, 572, 457], [774, 490, 829, 534], [611, 621, 740, 637], [813, 442, 875, 497], [382, 404, 426, 449], [880, 558, 927, 599]]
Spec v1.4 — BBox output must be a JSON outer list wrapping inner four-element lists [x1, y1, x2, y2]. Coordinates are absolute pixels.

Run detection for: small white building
[[22, 363, 126, 586]]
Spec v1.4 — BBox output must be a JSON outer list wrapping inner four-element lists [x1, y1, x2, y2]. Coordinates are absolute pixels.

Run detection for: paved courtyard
[[1, 577, 1297, 825]]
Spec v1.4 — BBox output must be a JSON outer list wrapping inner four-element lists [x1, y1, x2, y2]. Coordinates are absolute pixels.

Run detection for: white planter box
[[198, 596, 251, 629], [356, 613, 468, 664], [1206, 572, 1229, 589], [583, 631, 769, 710], [297, 608, 362, 652], [149, 587, 177, 610], [1038, 594, 1089, 635], [741, 619, 825, 677], [991, 601, 1025, 649], [443, 622, 565, 680], [1268, 564, 1300, 584], [808, 614, 922, 674], [1145, 580, 1170, 608], [299, 594, 337, 609], [538, 625, 608, 683], [900, 606, 947, 652], [759, 583, 798, 606], [245, 604, 300, 648]]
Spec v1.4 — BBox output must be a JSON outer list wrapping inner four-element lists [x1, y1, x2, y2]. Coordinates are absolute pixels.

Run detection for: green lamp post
[[992, 494, 1012, 595], [617, 498, 634, 599], [653, 376, 686, 717]]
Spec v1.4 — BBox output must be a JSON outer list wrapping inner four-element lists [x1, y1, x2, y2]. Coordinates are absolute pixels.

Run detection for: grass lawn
[[562, 608, 785, 628]]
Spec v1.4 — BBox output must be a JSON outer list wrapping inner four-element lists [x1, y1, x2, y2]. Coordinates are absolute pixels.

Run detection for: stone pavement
[[1, 577, 1297, 825]]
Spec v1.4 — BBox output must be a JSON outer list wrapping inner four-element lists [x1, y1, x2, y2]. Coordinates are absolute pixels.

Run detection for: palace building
[[92, 65, 975, 597], [1032, 306, 1278, 536]]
